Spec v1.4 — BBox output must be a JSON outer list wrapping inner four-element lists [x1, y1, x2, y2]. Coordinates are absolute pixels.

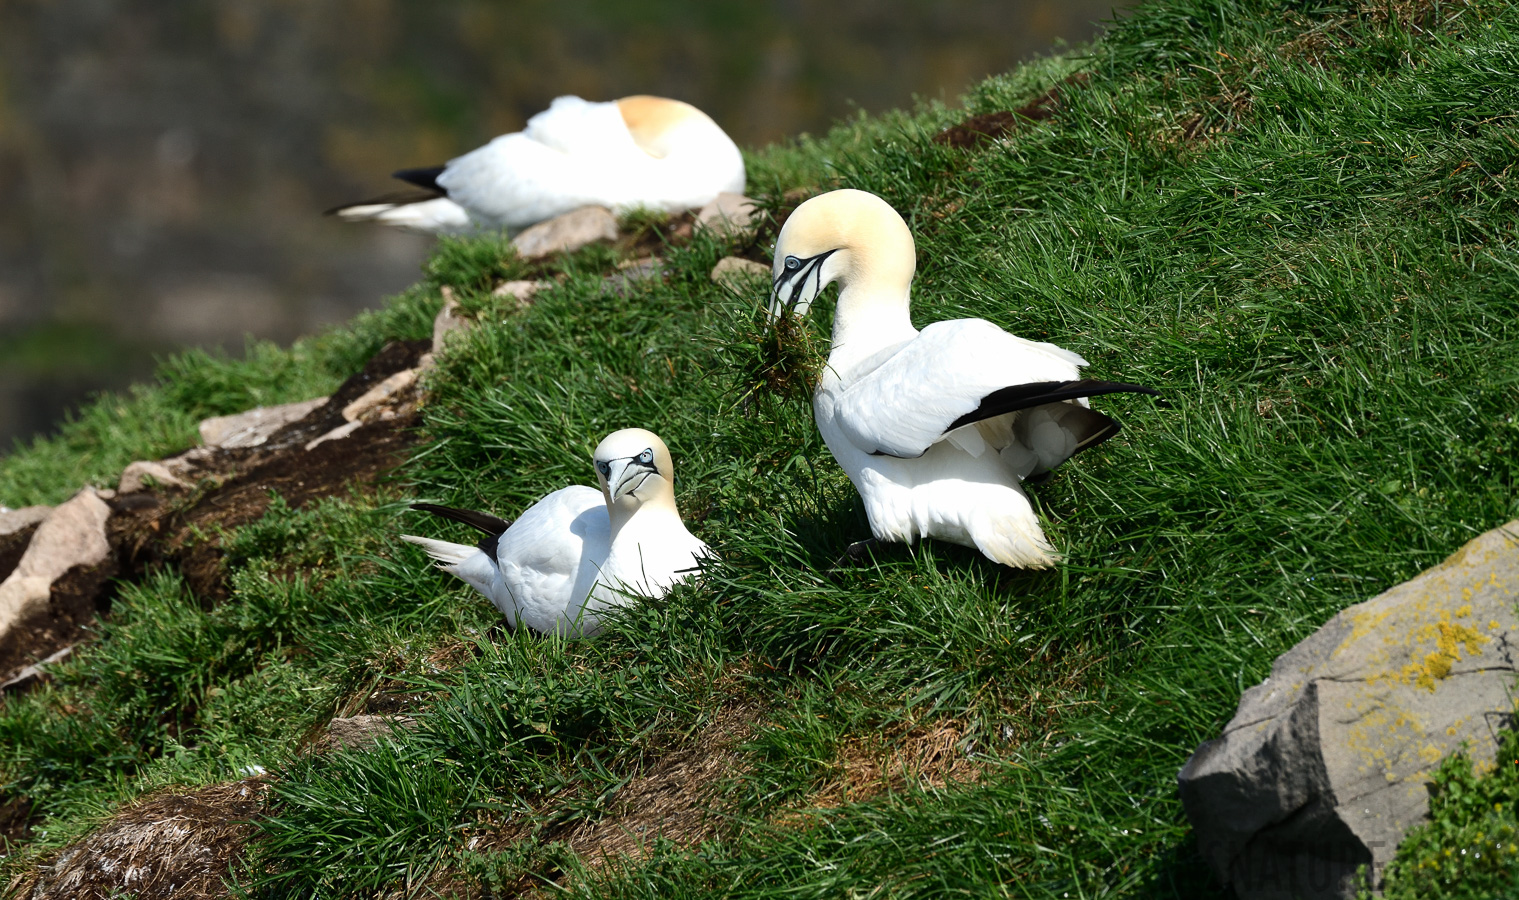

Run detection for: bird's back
[[495, 485, 610, 633]]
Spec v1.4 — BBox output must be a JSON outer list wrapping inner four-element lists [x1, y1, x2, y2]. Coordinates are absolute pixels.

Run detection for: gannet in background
[[330, 95, 745, 235], [401, 429, 712, 636], [770, 189, 1159, 568]]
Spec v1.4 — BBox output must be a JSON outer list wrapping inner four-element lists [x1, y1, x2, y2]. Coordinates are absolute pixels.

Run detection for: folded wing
[[832, 319, 1157, 460]]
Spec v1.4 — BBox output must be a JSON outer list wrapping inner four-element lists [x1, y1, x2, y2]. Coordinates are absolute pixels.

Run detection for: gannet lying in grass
[[402, 429, 712, 636], [330, 95, 745, 235], [770, 189, 1158, 568]]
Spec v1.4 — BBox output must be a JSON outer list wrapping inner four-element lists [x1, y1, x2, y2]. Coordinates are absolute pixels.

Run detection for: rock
[[0, 489, 112, 638], [511, 206, 618, 260], [304, 420, 363, 451], [710, 256, 770, 293], [117, 460, 189, 494], [696, 192, 758, 235], [431, 286, 470, 354], [492, 279, 546, 308], [0, 506, 52, 538], [1178, 520, 1519, 900], [198, 397, 327, 449], [1, 646, 73, 694], [317, 715, 416, 753], [604, 258, 666, 297], [341, 368, 419, 424]]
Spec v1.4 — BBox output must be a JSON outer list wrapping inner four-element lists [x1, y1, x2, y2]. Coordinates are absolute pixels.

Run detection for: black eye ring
[[596, 460, 611, 476], [784, 256, 800, 270], [638, 448, 654, 464]]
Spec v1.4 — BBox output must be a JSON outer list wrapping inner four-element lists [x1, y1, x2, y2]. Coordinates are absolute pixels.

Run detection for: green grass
[[2, 0, 1518, 895]]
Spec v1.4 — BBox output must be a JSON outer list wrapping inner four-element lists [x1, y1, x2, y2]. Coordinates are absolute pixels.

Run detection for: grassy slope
[[2, 0, 1518, 896]]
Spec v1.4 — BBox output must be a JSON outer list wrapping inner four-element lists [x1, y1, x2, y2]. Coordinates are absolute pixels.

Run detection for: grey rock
[[0, 505, 52, 537], [198, 397, 327, 449], [710, 256, 770, 293], [431, 286, 469, 354], [0, 488, 112, 637], [1179, 521, 1519, 900], [696, 192, 758, 235], [511, 206, 618, 260], [318, 714, 416, 753], [341, 367, 419, 424], [1, 645, 74, 693], [604, 257, 665, 297], [117, 459, 189, 494], [491, 279, 546, 308]]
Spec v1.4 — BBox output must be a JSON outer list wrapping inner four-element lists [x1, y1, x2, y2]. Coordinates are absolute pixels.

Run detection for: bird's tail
[[400, 534, 499, 597], [326, 193, 477, 236]]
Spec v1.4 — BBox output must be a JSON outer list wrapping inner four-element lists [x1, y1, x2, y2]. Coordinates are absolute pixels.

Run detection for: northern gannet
[[770, 189, 1158, 568], [402, 429, 712, 636], [330, 95, 745, 235]]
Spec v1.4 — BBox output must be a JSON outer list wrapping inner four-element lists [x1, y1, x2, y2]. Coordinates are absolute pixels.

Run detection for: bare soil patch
[[7, 779, 269, 900]]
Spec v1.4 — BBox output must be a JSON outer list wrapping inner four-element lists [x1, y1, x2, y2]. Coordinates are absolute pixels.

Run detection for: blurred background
[[0, 0, 1128, 451]]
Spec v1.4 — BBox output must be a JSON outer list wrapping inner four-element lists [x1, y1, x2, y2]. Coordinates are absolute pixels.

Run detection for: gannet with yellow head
[[402, 428, 712, 636], [771, 189, 1158, 568], [332, 95, 745, 235]]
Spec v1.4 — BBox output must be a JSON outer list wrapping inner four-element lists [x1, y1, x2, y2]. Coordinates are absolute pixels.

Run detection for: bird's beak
[[606, 457, 657, 502]]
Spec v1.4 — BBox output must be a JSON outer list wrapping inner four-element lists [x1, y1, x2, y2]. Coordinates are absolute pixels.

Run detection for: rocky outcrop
[[1179, 521, 1519, 900], [511, 205, 619, 260], [0, 505, 52, 538], [0, 489, 113, 638], [198, 397, 328, 449]]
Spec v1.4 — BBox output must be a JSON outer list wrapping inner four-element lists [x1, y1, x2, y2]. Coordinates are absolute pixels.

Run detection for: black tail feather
[[392, 165, 447, 192], [411, 503, 512, 539], [945, 380, 1160, 433]]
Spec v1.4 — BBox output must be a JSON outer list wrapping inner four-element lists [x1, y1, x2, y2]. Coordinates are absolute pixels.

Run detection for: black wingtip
[[392, 165, 447, 192], [324, 187, 449, 217], [946, 380, 1160, 433], [410, 503, 512, 539]]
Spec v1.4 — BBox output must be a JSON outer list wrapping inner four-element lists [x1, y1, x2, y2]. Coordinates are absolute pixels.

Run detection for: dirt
[[0, 559, 118, 688], [0, 523, 39, 583], [932, 73, 1091, 150], [7, 779, 269, 900]]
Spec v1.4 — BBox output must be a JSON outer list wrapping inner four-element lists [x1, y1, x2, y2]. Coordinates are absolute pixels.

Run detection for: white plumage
[[770, 189, 1157, 568], [402, 429, 712, 636], [331, 95, 746, 235]]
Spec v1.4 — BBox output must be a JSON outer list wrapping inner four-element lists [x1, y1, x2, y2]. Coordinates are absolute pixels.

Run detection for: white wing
[[495, 485, 609, 632], [436, 97, 640, 229], [830, 318, 1090, 459]]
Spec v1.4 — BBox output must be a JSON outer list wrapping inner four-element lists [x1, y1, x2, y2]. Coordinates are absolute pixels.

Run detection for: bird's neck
[[828, 280, 917, 372], [608, 493, 681, 538]]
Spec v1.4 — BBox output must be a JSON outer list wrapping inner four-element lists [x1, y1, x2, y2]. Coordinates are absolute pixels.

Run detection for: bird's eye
[[784, 256, 801, 270], [596, 460, 611, 476], [638, 448, 654, 464]]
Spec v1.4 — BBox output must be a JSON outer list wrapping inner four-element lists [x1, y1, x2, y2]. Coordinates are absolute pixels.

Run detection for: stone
[[491, 279, 546, 308], [117, 460, 189, 494], [198, 397, 327, 449], [696, 192, 758, 235], [1, 645, 73, 694], [317, 714, 416, 753], [431, 286, 469, 354], [304, 420, 363, 451], [511, 206, 618, 260], [710, 256, 770, 293], [0, 489, 112, 637], [1178, 520, 1519, 900], [341, 368, 419, 424], [0, 506, 52, 538], [604, 258, 665, 297]]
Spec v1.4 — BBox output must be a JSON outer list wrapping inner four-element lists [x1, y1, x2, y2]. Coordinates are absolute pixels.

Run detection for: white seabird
[[401, 428, 712, 636], [769, 189, 1158, 568], [330, 95, 745, 235]]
